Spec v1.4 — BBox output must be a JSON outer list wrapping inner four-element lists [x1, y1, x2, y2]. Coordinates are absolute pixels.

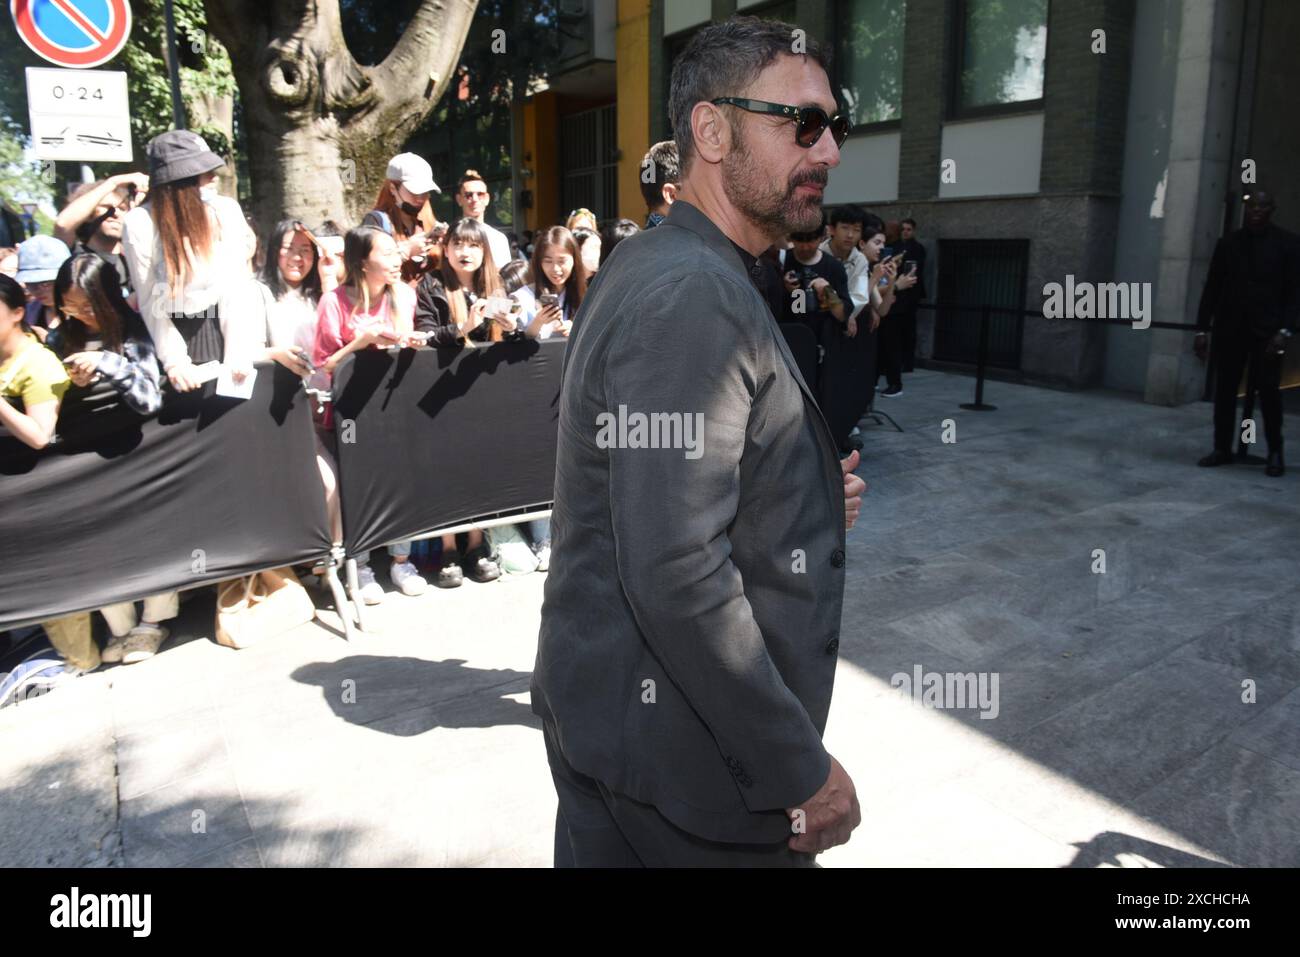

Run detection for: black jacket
[[1197, 224, 1300, 339]]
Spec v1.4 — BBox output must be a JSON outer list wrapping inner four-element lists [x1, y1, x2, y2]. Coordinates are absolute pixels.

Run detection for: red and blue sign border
[[10, 0, 132, 69]]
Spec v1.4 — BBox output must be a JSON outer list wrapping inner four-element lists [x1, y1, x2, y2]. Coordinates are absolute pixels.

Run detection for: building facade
[[517, 0, 1298, 404]]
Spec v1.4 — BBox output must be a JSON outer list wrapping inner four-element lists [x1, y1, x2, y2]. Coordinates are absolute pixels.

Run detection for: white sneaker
[[390, 561, 428, 596], [497, 540, 539, 575], [535, 545, 551, 572], [100, 633, 129, 664], [122, 623, 168, 665], [356, 564, 385, 605]]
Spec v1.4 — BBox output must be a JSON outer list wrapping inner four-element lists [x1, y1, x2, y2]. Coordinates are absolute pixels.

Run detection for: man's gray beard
[[721, 133, 823, 238]]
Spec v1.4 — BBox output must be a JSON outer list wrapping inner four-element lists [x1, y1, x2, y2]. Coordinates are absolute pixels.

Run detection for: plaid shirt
[[47, 321, 163, 416]]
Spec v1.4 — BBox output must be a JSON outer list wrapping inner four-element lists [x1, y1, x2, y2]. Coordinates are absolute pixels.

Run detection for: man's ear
[[662, 182, 679, 206], [690, 101, 730, 165]]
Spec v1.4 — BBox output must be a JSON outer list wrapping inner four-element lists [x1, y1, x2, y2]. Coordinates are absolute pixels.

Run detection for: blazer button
[[825, 637, 840, 655], [831, 549, 846, 568]]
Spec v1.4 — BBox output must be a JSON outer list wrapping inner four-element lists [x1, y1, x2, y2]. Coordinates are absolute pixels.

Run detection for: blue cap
[[15, 235, 71, 284]]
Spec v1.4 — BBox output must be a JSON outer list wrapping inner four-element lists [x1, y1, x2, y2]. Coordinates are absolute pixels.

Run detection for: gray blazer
[[532, 199, 848, 844]]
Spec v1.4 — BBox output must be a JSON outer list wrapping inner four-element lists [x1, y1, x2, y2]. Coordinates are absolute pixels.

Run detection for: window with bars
[[933, 239, 1029, 369], [560, 103, 618, 224]]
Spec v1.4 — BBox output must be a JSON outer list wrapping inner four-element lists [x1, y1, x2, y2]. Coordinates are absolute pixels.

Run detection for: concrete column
[[1143, 0, 1245, 405]]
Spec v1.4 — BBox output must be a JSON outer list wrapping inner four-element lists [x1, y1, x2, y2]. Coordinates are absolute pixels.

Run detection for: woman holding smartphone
[[412, 219, 506, 587], [414, 218, 513, 347], [361, 153, 445, 287], [50, 253, 162, 416], [313, 225, 428, 602], [510, 226, 587, 340], [48, 253, 180, 663]]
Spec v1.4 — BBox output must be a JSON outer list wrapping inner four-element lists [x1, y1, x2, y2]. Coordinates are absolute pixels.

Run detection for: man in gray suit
[[532, 16, 863, 866]]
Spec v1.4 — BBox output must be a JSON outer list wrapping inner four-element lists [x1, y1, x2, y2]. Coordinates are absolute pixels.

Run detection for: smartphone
[[318, 235, 344, 258], [889, 251, 906, 266], [538, 293, 560, 309], [904, 259, 918, 275], [405, 330, 431, 345]]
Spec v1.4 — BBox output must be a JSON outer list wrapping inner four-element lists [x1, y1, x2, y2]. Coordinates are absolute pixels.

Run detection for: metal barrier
[[913, 302, 1203, 412]]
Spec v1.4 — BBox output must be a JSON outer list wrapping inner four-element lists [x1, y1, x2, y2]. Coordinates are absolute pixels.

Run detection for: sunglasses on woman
[[710, 97, 850, 149]]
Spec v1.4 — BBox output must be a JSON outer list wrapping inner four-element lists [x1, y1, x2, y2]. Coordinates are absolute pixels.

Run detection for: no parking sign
[[10, 0, 133, 69]]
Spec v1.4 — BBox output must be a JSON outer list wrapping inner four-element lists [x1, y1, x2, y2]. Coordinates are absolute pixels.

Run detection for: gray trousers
[[542, 720, 817, 868]]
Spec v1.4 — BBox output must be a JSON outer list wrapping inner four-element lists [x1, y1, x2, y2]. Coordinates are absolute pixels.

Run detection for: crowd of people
[[2, 127, 928, 678]]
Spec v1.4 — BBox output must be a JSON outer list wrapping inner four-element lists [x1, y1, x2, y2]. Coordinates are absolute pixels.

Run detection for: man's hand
[[870, 312, 881, 334], [842, 449, 865, 529], [787, 754, 861, 854], [844, 314, 858, 338], [1193, 332, 1208, 361]]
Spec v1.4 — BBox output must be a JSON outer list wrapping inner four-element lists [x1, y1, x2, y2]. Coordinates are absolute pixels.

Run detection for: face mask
[[200, 184, 217, 202], [399, 199, 423, 216]]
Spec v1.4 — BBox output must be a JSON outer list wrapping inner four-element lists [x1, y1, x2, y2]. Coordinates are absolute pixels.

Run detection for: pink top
[[313, 283, 416, 375]]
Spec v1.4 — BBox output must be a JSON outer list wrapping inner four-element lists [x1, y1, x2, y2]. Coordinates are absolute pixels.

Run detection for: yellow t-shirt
[[0, 333, 71, 411]]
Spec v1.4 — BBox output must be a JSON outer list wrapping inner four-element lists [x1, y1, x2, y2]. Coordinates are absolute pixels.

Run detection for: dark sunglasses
[[711, 97, 850, 149]]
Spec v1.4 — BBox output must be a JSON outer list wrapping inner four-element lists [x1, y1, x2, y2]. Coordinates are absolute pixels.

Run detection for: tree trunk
[[190, 91, 238, 198], [203, 0, 476, 228]]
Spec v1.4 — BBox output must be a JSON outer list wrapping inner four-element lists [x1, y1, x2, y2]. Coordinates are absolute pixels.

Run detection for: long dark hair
[[439, 218, 504, 338], [53, 254, 136, 354], [0, 273, 26, 313], [341, 225, 408, 331], [530, 226, 586, 317], [149, 175, 213, 294], [261, 219, 322, 303]]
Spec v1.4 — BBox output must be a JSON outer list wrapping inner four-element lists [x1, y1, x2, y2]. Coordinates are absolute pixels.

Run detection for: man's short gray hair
[[669, 16, 830, 177]]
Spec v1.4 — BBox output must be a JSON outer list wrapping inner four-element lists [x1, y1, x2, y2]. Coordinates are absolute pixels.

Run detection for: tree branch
[[371, 0, 477, 117], [201, 0, 261, 65]]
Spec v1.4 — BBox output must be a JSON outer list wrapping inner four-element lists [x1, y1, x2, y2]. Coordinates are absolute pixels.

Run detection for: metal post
[[960, 304, 998, 411], [344, 556, 372, 633], [163, 0, 186, 130], [324, 547, 358, 642]]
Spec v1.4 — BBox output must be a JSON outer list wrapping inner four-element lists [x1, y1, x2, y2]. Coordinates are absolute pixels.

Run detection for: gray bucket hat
[[147, 130, 226, 186]]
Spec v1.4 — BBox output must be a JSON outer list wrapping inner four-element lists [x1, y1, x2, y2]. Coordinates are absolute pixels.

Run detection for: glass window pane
[[959, 0, 1048, 108], [838, 0, 907, 125]]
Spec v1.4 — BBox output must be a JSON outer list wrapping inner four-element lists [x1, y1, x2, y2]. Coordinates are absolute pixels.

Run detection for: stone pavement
[[2, 369, 1297, 868]]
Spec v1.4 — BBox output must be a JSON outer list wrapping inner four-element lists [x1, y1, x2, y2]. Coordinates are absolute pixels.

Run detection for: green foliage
[[958, 0, 1049, 108], [0, 0, 234, 177], [839, 0, 905, 125], [0, 126, 55, 230]]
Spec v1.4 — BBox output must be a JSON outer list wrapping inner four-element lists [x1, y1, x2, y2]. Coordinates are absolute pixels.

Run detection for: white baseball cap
[[386, 153, 440, 196]]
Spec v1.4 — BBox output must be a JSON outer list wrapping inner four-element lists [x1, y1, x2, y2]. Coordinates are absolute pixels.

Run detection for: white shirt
[[121, 193, 256, 371], [262, 283, 329, 393], [819, 238, 872, 321], [476, 220, 512, 273]]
